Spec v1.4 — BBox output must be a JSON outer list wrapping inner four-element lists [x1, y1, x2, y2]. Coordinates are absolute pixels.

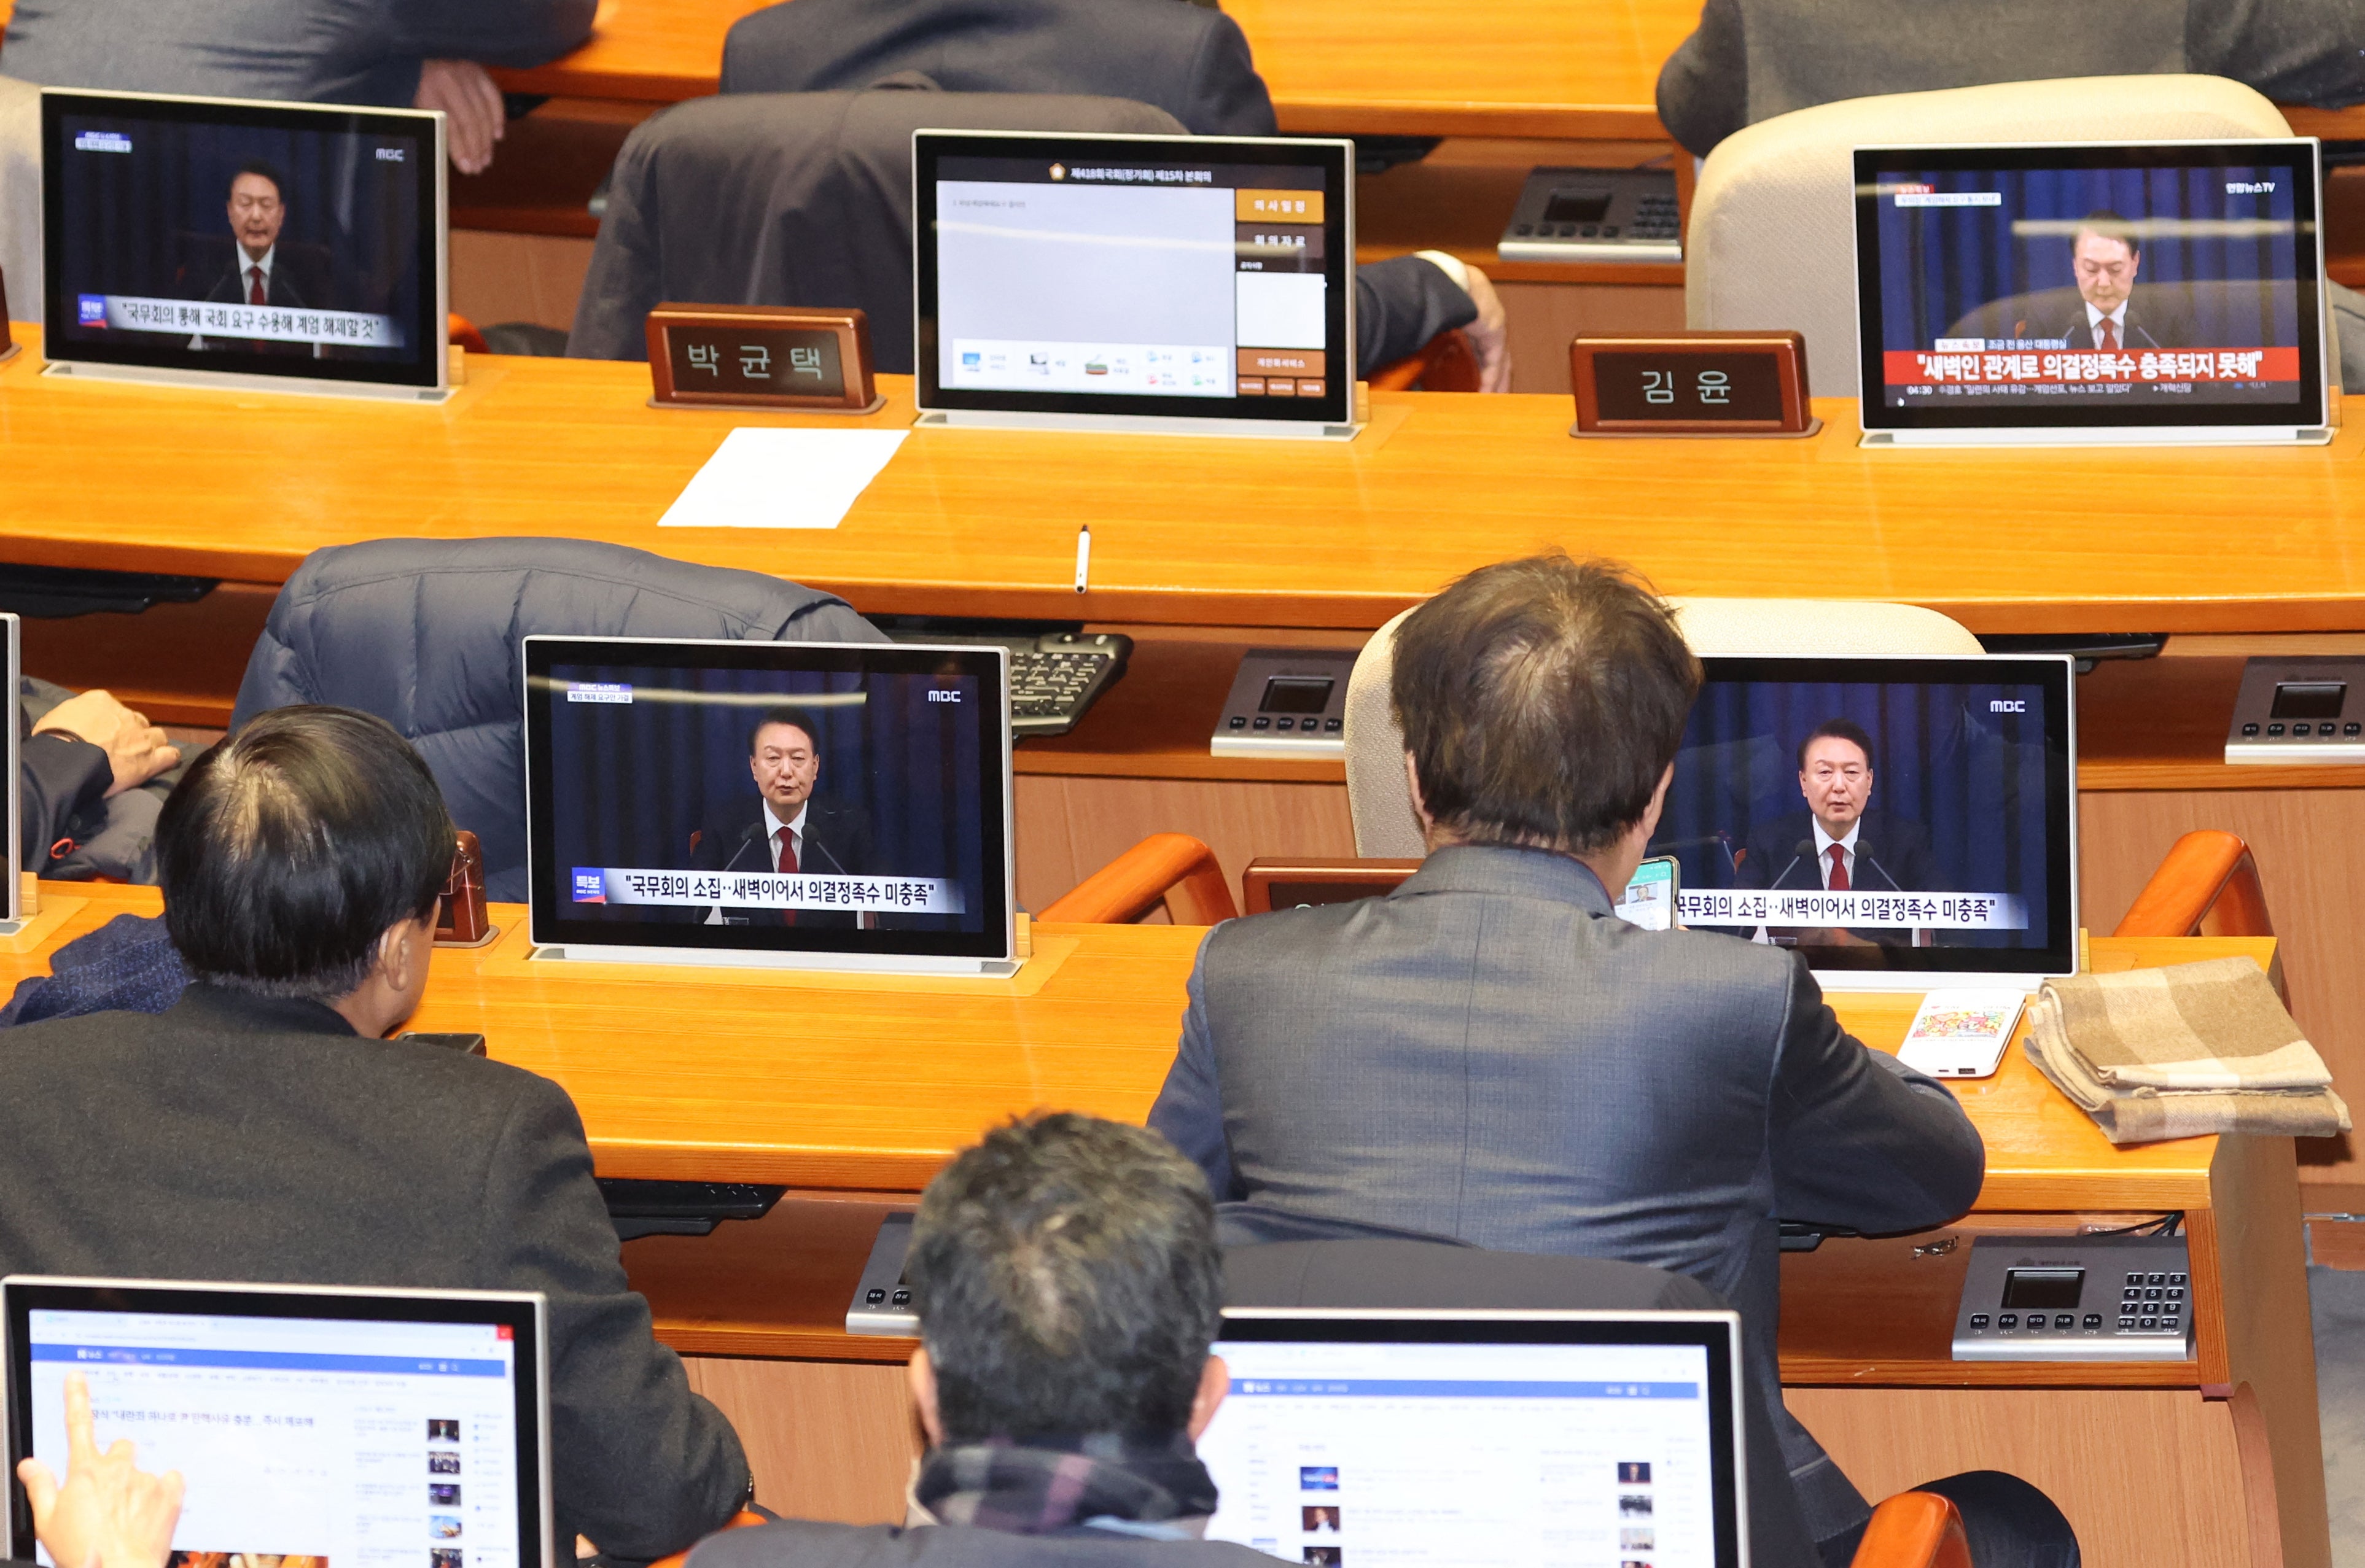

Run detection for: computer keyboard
[[881, 622, 1132, 737]]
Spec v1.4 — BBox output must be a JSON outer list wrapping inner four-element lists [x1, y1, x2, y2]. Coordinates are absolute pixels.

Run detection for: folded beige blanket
[[2024, 957, 2350, 1145]]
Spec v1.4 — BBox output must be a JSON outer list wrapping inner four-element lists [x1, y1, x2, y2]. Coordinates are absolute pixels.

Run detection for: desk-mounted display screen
[[1649, 654, 2078, 980], [523, 637, 1014, 966], [915, 131, 1354, 425], [41, 89, 446, 393], [1855, 141, 2326, 433]]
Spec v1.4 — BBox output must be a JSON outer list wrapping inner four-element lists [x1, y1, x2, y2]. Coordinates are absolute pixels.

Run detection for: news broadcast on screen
[[1855, 141, 2326, 433], [1649, 656, 2076, 977], [41, 90, 444, 392], [523, 638, 1013, 967]]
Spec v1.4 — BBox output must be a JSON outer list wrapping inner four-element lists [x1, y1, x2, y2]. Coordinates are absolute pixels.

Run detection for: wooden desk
[[481, 0, 2365, 146], [0, 888, 2324, 1564], [6, 328, 2365, 637]]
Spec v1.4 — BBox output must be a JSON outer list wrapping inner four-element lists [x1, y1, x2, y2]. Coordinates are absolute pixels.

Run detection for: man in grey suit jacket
[[0, 707, 749, 1562], [1149, 553, 2075, 1567]]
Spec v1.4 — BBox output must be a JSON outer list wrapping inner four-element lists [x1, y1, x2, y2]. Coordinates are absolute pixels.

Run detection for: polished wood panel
[[1785, 1387, 2252, 1568], [626, 1194, 913, 1362], [10, 331, 2365, 635], [681, 1356, 919, 1524], [1015, 775, 1353, 922]]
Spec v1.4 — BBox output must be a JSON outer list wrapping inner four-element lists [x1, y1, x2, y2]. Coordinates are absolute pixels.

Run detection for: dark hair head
[[746, 706, 819, 757], [905, 1114, 1221, 1443], [230, 161, 287, 202], [1390, 553, 1702, 855], [159, 706, 454, 1002], [2073, 209, 2138, 257], [1796, 718, 1876, 773]]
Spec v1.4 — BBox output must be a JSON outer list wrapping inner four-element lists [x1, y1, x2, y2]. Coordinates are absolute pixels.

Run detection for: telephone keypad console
[[1952, 1233, 2191, 1362], [847, 1212, 921, 1337]]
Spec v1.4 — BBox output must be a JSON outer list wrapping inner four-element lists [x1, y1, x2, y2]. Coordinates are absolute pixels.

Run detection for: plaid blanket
[[2024, 955, 2350, 1145]]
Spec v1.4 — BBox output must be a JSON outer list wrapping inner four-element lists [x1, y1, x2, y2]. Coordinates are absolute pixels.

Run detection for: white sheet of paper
[[658, 428, 910, 529]]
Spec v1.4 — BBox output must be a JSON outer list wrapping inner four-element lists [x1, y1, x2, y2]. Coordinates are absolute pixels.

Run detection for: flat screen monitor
[[523, 637, 1015, 973], [1855, 141, 2326, 441], [1649, 654, 2077, 988], [1201, 1310, 1746, 1568], [914, 130, 1356, 433], [4, 1276, 551, 1568], [41, 89, 448, 398]]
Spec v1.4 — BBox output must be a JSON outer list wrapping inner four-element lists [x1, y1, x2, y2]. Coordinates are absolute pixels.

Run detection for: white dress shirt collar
[[760, 799, 809, 869], [2085, 300, 2127, 332], [1811, 818, 1860, 887]]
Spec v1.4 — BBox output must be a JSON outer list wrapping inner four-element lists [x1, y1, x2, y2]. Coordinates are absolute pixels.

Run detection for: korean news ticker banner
[[574, 868, 967, 915], [1676, 890, 2027, 930], [83, 293, 405, 349], [1887, 346, 2299, 389]]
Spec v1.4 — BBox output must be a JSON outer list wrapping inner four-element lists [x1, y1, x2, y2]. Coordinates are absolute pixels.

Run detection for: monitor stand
[[1863, 425, 2331, 449], [1814, 970, 2047, 993], [42, 360, 457, 404], [526, 942, 1021, 978]]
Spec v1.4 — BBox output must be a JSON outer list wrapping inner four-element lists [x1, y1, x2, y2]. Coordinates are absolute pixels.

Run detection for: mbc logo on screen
[[1989, 699, 2027, 713]]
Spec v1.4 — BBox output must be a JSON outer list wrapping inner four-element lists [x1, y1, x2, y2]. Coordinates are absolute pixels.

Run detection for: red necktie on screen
[[774, 827, 798, 926], [2097, 319, 2118, 352], [247, 265, 266, 306], [1826, 844, 1851, 891]]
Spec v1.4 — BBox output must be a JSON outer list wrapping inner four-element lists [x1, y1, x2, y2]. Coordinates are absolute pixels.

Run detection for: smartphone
[[397, 1031, 488, 1057], [1613, 855, 1678, 931], [1896, 991, 2027, 1079]]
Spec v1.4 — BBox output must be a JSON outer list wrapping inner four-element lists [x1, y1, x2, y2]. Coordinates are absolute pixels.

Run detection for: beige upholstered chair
[[0, 74, 38, 324], [1683, 75, 2295, 397], [1344, 598, 1982, 856]]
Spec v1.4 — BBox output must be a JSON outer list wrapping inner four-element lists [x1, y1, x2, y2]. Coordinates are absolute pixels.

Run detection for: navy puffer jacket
[[230, 537, 884, 901]]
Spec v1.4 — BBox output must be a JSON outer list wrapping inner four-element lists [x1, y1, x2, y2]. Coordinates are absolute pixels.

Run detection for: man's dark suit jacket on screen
[[197, 246, 332, 311], [1147, 844, 1987, 1550], [2042, 303, 2191, 352], [689, 796, 874, 928], [1732, 808, 1943, 895], [0, 984, 750, 1558]]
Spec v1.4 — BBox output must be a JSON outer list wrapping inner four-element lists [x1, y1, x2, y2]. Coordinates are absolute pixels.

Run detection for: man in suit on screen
[[688, 704, 873, 928], [1734, 718, 1943, 898], [2041, 211, 2191, 352]]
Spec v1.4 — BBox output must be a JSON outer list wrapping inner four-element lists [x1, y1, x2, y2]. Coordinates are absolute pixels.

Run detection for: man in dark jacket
[[21, 683, 184, 881], [689, 1112, 1279, 1568], [0, 705, 750, 1561], [1656, 0, 2365, 159], [707, 0, 1511, 387], [687, 705, 874, 929], [1147, 554, 2068, 1566]]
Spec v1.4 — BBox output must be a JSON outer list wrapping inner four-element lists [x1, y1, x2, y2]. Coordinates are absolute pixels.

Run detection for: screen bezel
[[523, 635, 1016, 963], [40, 88, 448, 392], [914, 130, 1354, 425], [1683, 653, 2078, 979], [2, 615, 19, 925], [4, 1276, 550, 1568], [1210, 1309, 1746, 1568], [1853, 139, 2326, 432]]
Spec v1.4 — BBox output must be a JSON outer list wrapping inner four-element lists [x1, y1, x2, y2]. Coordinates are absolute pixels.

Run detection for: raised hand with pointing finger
[[15, 1371, 184, 1568]]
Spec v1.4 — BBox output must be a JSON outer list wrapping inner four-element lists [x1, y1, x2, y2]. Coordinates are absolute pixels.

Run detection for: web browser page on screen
[[26, 1309, 522, 1568], [1198, 1338, 1717, 1566], [934, 155, 1333, 400]]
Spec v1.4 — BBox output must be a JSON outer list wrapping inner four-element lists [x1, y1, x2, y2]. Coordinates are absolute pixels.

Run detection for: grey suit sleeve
[[2189, 0, 2365, 109], [478, 1076, 749, 1561], [1148, 946, 1243, 1200], [1654, 0, 1747, 158], [1356, 257, 1479, 374], [386, 0, 599, 70], [1763, 956, 1984, 1232]]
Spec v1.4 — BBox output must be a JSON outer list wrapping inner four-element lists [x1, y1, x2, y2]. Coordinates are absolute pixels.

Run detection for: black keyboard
[[880, 623, 1132, 737]]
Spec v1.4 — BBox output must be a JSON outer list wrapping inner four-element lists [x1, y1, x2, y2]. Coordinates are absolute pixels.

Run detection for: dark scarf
[[913, 1432, 1218, 1536]]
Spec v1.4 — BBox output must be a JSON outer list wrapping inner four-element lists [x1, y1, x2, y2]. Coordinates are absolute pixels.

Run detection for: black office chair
[[567, 87, 1183, 371]]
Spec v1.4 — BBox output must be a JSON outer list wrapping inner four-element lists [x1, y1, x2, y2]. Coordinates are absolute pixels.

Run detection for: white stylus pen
[[1074, 524, 1091, 594]]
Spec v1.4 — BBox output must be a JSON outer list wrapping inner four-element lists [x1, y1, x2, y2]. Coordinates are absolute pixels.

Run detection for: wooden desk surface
[[484, 0, 1700, 140], [478, 0, 2365, 145], [0, 885, 2270, 1211], [5, 328, 2365, 636]]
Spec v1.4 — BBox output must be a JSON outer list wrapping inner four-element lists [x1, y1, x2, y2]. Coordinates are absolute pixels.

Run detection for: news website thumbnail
[[539, 662, 993, 937], [1869, 160, 2311, 411], [1199, 1338, 1720, 1567], [48, 105, 427, 365], [1652, 677, 2060, 954], [25, 1308, 521, 1568], [933, 155, 1335, 402]]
